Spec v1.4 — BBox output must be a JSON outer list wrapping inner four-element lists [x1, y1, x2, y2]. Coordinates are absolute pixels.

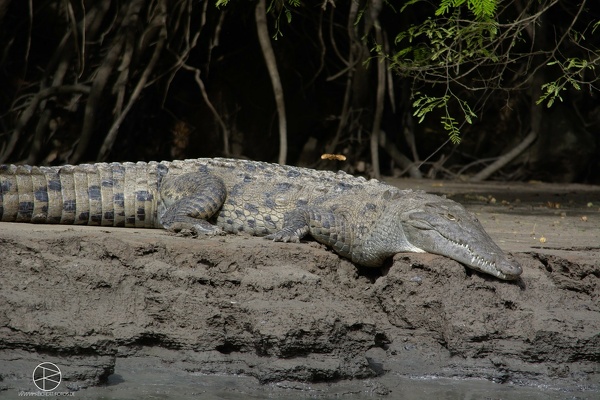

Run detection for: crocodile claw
[[265, 231, 301, 243]]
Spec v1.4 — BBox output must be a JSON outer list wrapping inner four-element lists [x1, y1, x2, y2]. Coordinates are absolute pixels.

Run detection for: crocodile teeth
[[452, 239, 496, 269]]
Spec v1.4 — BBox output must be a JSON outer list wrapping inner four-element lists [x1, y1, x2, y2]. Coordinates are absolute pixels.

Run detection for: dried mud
[[0, 180, 598, 396]]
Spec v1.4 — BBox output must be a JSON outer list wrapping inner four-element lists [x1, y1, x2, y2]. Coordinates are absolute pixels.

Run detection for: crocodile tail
[[0, 161, 166, 227]]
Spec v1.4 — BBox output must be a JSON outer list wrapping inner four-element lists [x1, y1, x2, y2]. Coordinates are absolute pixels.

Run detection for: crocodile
[[0, 158, 522, 280]]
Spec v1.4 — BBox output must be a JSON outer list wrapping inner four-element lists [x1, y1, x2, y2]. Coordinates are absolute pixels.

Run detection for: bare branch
[[182, 64, 231, 156], [255, 0, 287, 165], [469, 130, 537, 182], [70, 34, 125, 164], [0, 85, 91, 164], [98, 0, 167, 161], [370, 14, 385, 179]]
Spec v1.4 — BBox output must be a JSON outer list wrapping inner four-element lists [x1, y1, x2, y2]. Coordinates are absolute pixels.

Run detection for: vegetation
[[0, 1, 598, 182], [388, 0, 599, 180]]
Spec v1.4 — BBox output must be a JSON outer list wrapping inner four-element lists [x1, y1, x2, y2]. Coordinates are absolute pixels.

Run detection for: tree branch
[[469, 130, 537, 182], [98, 0, 167, 161], [255, 0, 287, 165], [0, 85, 91, 164], [370, 17, 385, 179]]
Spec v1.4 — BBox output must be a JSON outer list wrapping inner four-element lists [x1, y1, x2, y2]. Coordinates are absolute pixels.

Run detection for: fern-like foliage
[[536, 58, 597, 107], [392, 0, 499, 142], [412, 93, 476, 145], [436, 0, 497, 20], [467, 0, 497, 19]]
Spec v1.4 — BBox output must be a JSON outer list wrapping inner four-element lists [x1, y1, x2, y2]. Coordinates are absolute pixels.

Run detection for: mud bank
[[0, 180, 598, 396]]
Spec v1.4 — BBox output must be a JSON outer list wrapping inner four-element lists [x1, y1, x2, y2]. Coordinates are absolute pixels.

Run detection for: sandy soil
[[0, 179, 598, 396]]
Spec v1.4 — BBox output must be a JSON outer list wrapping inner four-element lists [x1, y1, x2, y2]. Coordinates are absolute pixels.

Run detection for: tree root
[[469, 130, 537, 182]]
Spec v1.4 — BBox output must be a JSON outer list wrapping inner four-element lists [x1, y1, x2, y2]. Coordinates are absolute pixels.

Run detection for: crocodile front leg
[[158, 173, 226, 235], [267, 207, 354, 260]]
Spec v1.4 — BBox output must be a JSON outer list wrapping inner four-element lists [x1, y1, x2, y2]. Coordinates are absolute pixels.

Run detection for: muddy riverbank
[[0, 179, 598, 397]]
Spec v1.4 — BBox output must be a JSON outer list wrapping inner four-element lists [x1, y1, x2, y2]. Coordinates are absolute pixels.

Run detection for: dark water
[[3, 358, 594, 400]]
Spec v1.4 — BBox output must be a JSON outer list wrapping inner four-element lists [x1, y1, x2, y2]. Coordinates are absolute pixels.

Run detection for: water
[[3, 358, 595, 400]]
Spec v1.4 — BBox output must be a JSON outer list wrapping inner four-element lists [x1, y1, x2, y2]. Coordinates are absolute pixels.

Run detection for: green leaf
[[285, 9, 291, 24], [400, 0, 425, 13]]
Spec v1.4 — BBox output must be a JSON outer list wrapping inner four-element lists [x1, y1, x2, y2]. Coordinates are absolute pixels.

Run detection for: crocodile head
[[400, 196, 522, 280]]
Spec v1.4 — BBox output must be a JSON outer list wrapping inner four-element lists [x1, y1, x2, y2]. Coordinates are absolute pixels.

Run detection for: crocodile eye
[[446, 213, 456, 221]]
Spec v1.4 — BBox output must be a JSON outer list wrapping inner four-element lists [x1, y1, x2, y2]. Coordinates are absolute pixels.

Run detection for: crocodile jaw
[[420, 232, 522, 280], [401, 205, 523, 280]]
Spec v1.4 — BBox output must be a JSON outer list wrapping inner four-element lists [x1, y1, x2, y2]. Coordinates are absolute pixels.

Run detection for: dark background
[[0, 0, 598, 182]]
